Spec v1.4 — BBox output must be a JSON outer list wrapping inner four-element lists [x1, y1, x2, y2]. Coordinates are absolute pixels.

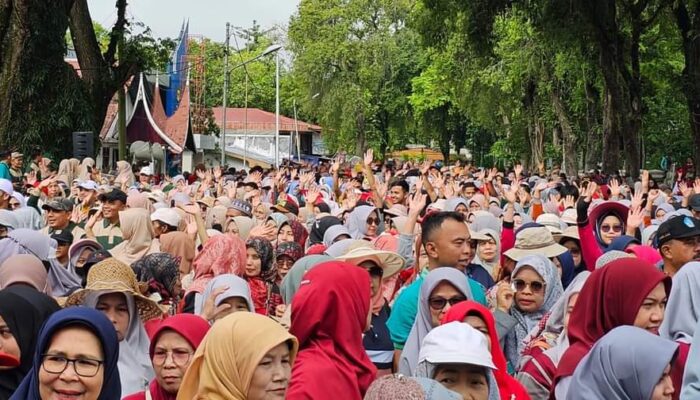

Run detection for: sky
[[87, 0, 301, 42]]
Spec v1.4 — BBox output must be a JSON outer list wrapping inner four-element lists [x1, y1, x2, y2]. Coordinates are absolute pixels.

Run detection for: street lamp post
[[274, 50, 281, 169], [220, 23, 230, 166]]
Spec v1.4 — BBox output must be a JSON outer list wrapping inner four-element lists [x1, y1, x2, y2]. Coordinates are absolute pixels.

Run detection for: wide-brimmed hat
[[64, 258, 163, 321], [504, 225, 567, 261], [335, 246, 405, 278], [536, 213, 565, 235], [384, 204, 408, 217]]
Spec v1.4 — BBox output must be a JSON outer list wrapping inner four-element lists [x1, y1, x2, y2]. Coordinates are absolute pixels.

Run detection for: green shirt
[[92, 219, 123, 250]]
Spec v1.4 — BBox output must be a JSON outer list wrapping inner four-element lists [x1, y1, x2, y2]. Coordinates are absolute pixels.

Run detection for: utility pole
[[117, 37, 127, 161], [220, 23, 230, 166]]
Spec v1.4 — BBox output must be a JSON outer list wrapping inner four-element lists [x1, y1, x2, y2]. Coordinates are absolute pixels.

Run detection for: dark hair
[[559, 184, 579, 201], [421, 211, 466, 246], [390, 180, 409, 193]]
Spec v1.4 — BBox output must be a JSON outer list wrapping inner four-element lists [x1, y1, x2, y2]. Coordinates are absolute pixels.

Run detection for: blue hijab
[[557, 250, 576, 289], [10, 307, 121, 400]]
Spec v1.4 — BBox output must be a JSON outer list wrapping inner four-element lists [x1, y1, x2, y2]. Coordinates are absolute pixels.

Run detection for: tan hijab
[[110, 208, 159, 266], [177, 312, 298, 400], [115, 160, 135, 187], [159, 231, 196, 275], [0, 254, 51, 295], [230, 216, 254, 240]]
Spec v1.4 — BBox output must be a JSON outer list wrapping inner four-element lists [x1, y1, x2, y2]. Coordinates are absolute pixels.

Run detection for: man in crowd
[[657, 215, 700, 276], [85, 189, 126, 250], [41, 198, 85, 243], [0, 179, 12, 210], [150, 208, 181, 238]]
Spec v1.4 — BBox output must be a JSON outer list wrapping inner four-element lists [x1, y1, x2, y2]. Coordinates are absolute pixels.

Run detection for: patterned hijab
[[245, 237, 276, 282], [187, 235, 247, 295], [131, 253, 180, 303]]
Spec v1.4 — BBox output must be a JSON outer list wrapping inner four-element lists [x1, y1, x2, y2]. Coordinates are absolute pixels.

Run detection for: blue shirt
[[0, 162, 11, 180]]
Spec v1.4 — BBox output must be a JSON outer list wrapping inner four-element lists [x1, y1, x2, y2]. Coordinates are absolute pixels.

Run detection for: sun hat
[[561, 208, 578, 225], [559, 226, 580, 242], [384, 204, 408, 218], [504, 225, 568, 261], [150, 207, 181, 228], [536, 213, 565, 235], [418, 321, 496, 370], [197, 196, 215, 209], [335, 246, 405, 278], [324, 239, 372, 258], [64, 258, 163, 321]]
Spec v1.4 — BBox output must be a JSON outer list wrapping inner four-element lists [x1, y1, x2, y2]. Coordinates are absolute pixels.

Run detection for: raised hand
[[376, 181, 388, 199], [694, 178, 700, 194], [408, 191, 427, 217], [304, 187, 320, 205], [249, 224, 277, 241], [514, 164, 523, 179], [563, 194, 575, 209], [196, 169, 206, 181], [641, 170, 650, 192], [249, 171, 263, 183], [627, 206, 645, 232], [330, 158, 340, 174], [213, 166, 223, 181], [344, 190, 359, 210], [290, 168, 298, 181], [630, 189, 644, 210], [582, 182, 598, 203], [420, 160, 431, 175], [26, 171, 37, 186], [363, 148, 374, 167], [180, 204, 201, 216], [503, 182, 519, 204], [609, 178, 621, 198]]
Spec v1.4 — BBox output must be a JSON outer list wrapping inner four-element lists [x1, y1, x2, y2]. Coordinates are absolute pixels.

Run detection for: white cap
[[172, 175, 185, 184], [0, 179, 13, 195], [150, 208, 181, 228], [139, 166, 153, 176], [418, 321, 496, 370], [77, 180, 98, 191]]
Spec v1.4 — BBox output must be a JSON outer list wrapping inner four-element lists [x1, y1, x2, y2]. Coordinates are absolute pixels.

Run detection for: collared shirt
[[41, 222, 85, 244], [91, 218, 123, 250]]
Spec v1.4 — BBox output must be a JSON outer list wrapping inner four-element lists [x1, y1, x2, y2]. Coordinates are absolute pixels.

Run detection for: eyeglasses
[[152, 349, 193, 366], [41, 355, 103, 377], [277, 258, 295, 268], [512, 279, 546, 294], [600, 224, 623, 233], [366, 217, 380, 226], [428, 296, 467, 310]]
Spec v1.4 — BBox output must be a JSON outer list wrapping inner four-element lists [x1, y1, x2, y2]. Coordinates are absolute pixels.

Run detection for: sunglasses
[[600, 224, 623, 233], [512, 279, 546, 294], [428, 296, 467, 310], [366, 217, 380, 226]]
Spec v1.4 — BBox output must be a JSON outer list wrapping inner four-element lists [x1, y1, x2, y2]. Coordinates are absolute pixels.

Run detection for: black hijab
[[308, 215, 342, 246], [0, 286, 59, 398]]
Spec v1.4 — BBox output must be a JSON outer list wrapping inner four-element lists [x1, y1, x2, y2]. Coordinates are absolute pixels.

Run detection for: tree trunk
[[674, 2, 700, 176], [601, 87, 621, 174], [584, 80, 602, 170], [355, 111, 366, 156], [0, 0, 31, 144], [551, 86, 578, 177]]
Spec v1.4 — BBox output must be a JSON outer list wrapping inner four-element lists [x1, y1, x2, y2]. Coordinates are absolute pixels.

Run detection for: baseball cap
[[139, 166, 153, 176], [690, 193, 700, 212], [10, 152, 22, 159], [418, 322, 496, 370], [656, 215, 700, 246], [0, 179, 13, 195], [229, 199, 253, 217], [150, 208, 181, 228], [271, 194, 299, 216], [98, 189, 127, 204], [51, 230, 74, 245], [77, 180, 98, 191], [42, 198, 74, 212]]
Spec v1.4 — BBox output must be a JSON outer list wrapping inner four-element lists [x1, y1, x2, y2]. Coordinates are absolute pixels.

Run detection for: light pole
[[274, 48, 281, 169], [220, 23, 230, 166]]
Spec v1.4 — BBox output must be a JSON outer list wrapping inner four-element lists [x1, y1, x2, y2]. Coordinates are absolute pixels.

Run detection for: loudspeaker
[[72, 131, 94, 160]]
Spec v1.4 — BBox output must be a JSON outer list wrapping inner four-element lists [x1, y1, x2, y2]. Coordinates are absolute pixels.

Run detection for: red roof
[[212, 107, 322, 133], [162, 86, 190, 150]]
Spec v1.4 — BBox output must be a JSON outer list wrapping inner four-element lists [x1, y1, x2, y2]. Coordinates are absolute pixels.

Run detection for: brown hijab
[[160, 231, 196, 275], [110, 208, 160, 266]]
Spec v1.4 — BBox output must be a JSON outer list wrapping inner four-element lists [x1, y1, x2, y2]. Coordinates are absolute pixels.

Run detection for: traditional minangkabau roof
[[212, 107, 322, 134]]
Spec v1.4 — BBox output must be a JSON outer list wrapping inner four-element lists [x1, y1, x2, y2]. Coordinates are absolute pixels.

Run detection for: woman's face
[[0, 315, 20, 370], [365, 211, 379, 237], [254, 205, 267, 221], [455, 204, 469, 218], [463, 315, 491, 351], [633, 282, 667, 335], [75, 248, 94, 269], [48, 182, 60, 198], [563, 293, 579, 330], [152, 330, 194, 394], [656, 208, 667, 220], [651, 364, 674, 400], [277, 224, 295, 244], [215, 297, 251, 321], [562, 240, 582, 266], [95, 293, 129, 341], [276, 255, 294, 281], [469, 202, 482, 213], [600, 215, 623, 245], [39, 326, 104, 400], [246, 247, 263, 278], [226, 220, 240, 236], [428, 282, 466, 327], [477, 239, 497, 262], [433, 364, 489, 400], [512, 267, 546, 313], [247, 342, 292, 400]]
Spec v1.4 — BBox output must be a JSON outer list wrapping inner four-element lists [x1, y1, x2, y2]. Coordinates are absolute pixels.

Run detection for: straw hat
[[503, 226, 567, 261], [335, 246, 405, 278], [64, 258, 163, 321]]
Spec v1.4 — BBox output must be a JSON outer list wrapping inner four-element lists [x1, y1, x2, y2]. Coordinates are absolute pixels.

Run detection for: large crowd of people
[[0, 146, 699, 399]]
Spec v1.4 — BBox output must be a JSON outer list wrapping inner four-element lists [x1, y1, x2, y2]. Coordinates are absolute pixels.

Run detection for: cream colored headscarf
[[109, 208, 160, 266], [115, 160, 135, 188], [177, 311, 299, 400]]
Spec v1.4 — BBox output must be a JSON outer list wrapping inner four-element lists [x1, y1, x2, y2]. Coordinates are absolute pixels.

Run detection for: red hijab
[[287, 261, 376, 400], [443, 301, 531, 400], [555, 258, 670, 382]]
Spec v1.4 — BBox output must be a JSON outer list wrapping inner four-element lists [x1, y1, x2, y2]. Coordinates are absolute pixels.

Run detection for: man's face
[[389, 185, 407, 205], [425, 219, 473, 271], [463, 186, 476, 199], [102, 200, 125, 220], [46, 209, 70, 229], [55, 243, 70, 259], [78, 188, 94, 202], [662, 236, 700, 269], [10, 157, 22, 169]]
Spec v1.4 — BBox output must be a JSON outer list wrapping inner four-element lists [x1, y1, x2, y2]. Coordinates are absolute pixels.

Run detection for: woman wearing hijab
[[13, 206, 43, 230], [184, 234, 246, 314], [274, 242, 303, 286], [131, 253, 182, 313], [47, 236, 83, 297], [308, 215, 342, 246], [415, 322, 501, 400], [346, 205, 382, 240], [0, 287, 59, 398], [225, 216, 254, 239], [65, 258, 164, 397], [287, 261, 376, 400], [124, 314, 210, 400], [0, 229, 53, 266], [0, 254, 51, 295], [495, 254, 563, 368], [77, 157, 95, 181], [159, 231, 195, 278], [10, 307, 121, 400], [568, 326, 677, 400], [554, 258, 670, 399], [69, 238, 102, 278], [177, 311, 298, 400], [322, 224, 352, 247], [399, 268, 473, 376], [364, 375, 462, 400], [243, 237, 282, 315], [442, 301, 530, 399], [110, 208, 160, 266], [198, 274, 254, 322], [517, 272, 590, 399], [473, 229, 500, 278], [659, 261, 700, 399], [280, 255, 333, 305], [115, 160, 135, 188]]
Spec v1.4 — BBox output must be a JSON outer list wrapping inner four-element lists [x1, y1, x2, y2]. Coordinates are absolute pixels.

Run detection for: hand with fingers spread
[[608, 178, 621, 199], [630, 190, 644, 211], [249, 223, 277, 241], [627, 206, 645, 234], [680, 181, 693, 199], [563, 194, 575, 209], [503, 182, 519, 204], [408, 191, 427, 217], [420, 161, 431, 176], [694, 178, 700, 194], [304, 187, 320, 205], [363, 149, 374, 167], [213, 166, 223, 181], [249, 171, 263, 184], [514, 164, 523, 179]]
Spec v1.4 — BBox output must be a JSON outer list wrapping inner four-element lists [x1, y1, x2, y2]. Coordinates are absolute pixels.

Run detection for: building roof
[[212, 107, 322, 134]]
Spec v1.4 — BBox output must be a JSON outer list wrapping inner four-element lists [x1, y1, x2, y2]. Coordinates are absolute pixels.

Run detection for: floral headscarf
[[187, 235, 247, 295], [275, 242, 303, 264], [286, 219, 309, 248], [245, 237, 276, 282]]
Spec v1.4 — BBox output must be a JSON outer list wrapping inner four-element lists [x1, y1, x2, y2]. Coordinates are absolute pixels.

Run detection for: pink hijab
[[186, 235, 247, 295]]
